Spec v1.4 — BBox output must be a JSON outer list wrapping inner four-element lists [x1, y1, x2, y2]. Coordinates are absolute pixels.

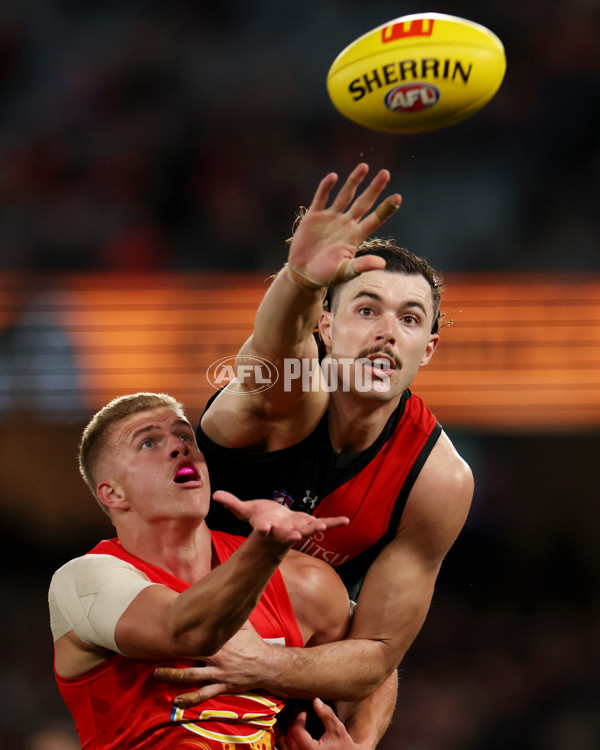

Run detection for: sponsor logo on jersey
[[272, 490, 294, 509], [295, 532, 350, 567], [299, 490, 319, 511]]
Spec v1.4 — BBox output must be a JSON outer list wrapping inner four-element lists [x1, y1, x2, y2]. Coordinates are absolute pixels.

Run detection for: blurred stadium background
[[1, 1, 599, 748]]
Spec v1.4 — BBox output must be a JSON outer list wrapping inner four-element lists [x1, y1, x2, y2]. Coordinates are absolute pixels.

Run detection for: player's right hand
[[287, 163, 402, 289]]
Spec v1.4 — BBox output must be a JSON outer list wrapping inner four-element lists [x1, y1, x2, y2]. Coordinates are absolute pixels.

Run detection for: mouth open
[[173, 463, 200, 484], [367, 354, 396, 373]]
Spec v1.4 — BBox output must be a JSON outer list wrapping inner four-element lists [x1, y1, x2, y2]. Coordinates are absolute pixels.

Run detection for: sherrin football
[[326, 13, 506, 134]]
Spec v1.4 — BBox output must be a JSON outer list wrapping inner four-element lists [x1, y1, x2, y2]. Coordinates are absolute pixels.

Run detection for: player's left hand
[[154, 622, 270, 706], [282, 699, 365, 750], [213, 490, 349, 545]]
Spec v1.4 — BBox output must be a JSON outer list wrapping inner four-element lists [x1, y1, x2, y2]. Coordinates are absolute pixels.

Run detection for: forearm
[[169, 530, 289, 654], [257, 637, 395, 701], [249, 268, 323, 361], [337, 670, 398, 750]]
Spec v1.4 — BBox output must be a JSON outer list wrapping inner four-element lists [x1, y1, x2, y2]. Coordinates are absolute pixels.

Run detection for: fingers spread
[[330, 163, 370, 213], [309, 172, 339, 212], [375, 194, 403, 223], [359, 194, 402, 238], [345, 168, 391, 221]]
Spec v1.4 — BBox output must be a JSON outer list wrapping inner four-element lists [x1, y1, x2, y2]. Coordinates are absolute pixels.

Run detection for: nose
[[374, 313, 397, 346], [169, 437, 190, 459]]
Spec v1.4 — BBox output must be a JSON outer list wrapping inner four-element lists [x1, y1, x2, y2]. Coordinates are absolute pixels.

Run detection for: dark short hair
[[326, 238, 444, 334]]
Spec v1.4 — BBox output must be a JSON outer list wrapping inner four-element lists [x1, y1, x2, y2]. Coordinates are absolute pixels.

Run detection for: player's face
[[100, 407, 210, 521], [319, 270, 439, 400]]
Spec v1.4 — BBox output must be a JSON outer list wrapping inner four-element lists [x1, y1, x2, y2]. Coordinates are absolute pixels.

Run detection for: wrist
[[247, 528, 292, 561], [285, 258, 359, 292], [284, 263, 324, 292]]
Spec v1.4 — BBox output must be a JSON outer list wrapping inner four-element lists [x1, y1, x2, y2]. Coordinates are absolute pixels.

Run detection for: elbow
[[342, 641, 397, 700], [319, 647, 395, 702], [168, 616, 227, 658], [321, 672, 389, 702], [170, 630, 224, 658], [343, 670, 392, 701]]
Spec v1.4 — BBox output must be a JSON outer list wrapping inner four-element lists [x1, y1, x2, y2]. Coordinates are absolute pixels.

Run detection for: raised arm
[[200, 164, 402, 451]]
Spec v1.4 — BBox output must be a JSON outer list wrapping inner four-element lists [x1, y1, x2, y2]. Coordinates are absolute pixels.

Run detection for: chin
[[354, 381, 403, 402]]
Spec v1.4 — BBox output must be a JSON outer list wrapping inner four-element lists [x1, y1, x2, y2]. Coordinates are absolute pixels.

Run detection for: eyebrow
[[351, 291, 428, 317], [130, 418, 192, 443]]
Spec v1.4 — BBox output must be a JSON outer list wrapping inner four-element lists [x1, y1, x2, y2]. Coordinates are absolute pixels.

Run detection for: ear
[[318, 311, 333, 349], [420, 333, 440, 367], [97, 480, 128, 512]]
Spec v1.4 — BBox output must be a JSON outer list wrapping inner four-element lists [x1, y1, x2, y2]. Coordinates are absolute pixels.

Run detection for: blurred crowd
[[1, 0, 599, 274]]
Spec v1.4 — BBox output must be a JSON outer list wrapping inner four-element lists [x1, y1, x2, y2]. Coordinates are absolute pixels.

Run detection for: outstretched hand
[[212, 490, 349, 545], [287, 163, 402, 289]]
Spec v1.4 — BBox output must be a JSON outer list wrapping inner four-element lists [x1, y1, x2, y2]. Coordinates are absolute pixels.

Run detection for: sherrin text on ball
[[326, 13, 506, 133]]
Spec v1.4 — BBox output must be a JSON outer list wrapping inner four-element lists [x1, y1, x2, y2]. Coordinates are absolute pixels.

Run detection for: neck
[[327, 391, 401, 453], [115, 518, 213, 583]]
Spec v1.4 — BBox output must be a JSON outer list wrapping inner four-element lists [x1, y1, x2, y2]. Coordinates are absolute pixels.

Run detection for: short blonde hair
[[79, 392, 185, 516]]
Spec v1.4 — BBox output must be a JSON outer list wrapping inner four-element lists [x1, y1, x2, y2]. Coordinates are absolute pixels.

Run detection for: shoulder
[[398, 430, 473, 561], [280, 550, 350, 646], [418, 429, 473, 495], [49, 554, 154, 638], [51, 553, 150, 593]]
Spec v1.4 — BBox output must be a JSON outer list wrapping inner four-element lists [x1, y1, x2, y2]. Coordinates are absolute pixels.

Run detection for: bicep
[[348, 533, 439, 656], [282, 552, 351, 646], [348, 438, 473, 662], [114, 583, 183, 659]]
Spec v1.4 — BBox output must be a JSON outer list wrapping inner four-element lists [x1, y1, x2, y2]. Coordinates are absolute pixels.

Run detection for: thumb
[[330, 254, 385, 286], [350, 254, 387, 276], [212, 490, 240, 506], [212, 491, 248, 519]]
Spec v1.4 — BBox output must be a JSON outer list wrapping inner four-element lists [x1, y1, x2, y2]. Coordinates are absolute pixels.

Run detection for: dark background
[[0, 1, 599, 748]]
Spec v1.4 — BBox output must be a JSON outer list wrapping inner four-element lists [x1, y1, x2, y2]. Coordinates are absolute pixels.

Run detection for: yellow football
[[326, 13, 506, 134]]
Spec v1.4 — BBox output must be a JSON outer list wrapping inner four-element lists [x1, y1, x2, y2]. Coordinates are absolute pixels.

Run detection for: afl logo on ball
[[385, 83, 440, 113]]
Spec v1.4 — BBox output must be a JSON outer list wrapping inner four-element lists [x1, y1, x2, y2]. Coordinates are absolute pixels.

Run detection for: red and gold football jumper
[[54, 531, 303, 749]]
